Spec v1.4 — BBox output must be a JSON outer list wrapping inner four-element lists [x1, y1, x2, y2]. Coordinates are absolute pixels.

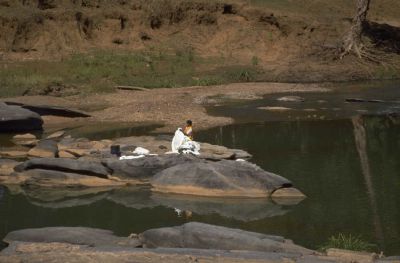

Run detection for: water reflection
[[196, 115, 400, 255], [3, 186, 295, 222]]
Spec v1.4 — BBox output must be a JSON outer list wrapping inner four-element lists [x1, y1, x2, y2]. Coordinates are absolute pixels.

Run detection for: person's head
[[186, 120, 192, 126]]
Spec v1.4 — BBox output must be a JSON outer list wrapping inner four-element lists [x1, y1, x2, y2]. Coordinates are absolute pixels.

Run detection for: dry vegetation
[[0, 0, 399, 97]]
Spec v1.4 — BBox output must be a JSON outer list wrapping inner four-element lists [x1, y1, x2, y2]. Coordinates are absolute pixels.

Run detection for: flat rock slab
[[15, 158, 111, 178], [102, 154, 199, 180], [0, 242, 335, 263], [19, 169, 125, 188], [4, 102, 91, 118], [0, 103, 43, 132], [28, 139, 58, 158], [4, 227, 125, 247], [151, 160, 294, 197], [140, 222, 314, 255]]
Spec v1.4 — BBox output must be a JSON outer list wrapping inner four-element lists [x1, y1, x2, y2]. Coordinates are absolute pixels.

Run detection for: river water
[[0, 81, 399, 254]]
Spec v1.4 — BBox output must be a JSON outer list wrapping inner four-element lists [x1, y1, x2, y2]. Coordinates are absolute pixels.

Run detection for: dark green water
[[1, 115, 399, 254]]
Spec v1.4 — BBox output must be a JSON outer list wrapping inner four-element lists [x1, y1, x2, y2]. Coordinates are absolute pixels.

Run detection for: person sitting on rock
[[183, 120, 193, 140]]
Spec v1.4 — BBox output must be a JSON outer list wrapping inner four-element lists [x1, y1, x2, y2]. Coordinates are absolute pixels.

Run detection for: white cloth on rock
[[171, 128, 200, 155]]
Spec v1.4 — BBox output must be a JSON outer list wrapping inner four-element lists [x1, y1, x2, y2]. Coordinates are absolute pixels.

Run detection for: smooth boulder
[[103, 154, 199, 180], [0, 103, 43, 132], [151, 160, 295, 197], [14, 158, 111, 178], [139, 222, 314, 255]]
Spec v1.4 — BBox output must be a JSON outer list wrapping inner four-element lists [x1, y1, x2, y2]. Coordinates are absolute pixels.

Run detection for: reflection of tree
[[352, 115, 384, 246]]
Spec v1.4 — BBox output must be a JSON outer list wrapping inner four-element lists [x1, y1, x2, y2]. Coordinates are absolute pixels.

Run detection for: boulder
[[139, 222, 314, 255], [151, 160, 295, 197], [19, 169, 125, 188], [14, 158, 111, 178], [102, 154, 199, 180], [0, 103, 43, 132], [28, 140, 58, 158]]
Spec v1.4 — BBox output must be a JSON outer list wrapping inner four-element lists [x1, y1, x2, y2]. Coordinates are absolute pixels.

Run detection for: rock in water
[[28, 140, 58, 158], [20, 169, 124, 188], [0, 103, 43, 132], [139, 222, 314, 255], [14, 158, 111, 178], [102, 154, 199, 180], [151, 159, 297, 197]]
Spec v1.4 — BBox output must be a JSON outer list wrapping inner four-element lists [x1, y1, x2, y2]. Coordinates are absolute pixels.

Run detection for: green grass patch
[[0, 49, 264, 98], [319, 233, 376, 252]]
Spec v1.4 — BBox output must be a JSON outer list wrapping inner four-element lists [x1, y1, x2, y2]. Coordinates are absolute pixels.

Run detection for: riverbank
[[1, 82, 329, 132]]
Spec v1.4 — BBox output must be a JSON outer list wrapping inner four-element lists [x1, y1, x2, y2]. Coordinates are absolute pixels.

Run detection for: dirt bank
[[1, 82, 329, 132], [0, 0, 399, 97]]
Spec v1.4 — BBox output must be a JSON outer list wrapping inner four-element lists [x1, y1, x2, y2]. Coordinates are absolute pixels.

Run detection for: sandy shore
[[2, 83, 330, 132]]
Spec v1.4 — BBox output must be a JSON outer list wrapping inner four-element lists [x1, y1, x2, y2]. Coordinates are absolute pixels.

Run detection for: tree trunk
[[341, 0, 371, 58]]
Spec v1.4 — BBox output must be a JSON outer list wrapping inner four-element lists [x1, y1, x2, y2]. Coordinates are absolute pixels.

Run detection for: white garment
[[171, 128, 200, 155]]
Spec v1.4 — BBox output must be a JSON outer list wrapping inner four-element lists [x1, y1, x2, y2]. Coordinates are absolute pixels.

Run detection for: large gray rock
[[151, 160, 295, 197], [102, 154, 199, 180], [140, 222, 314, 255], [14, 158, 111, 178], [0, 103, 43, 132]]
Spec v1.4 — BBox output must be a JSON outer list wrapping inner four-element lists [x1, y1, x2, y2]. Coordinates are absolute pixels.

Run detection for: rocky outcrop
[[0, 102, 43, 132], [3, 227, 138, 247], [1, 223, 394, 263], [140, 222, 314, 255], [103, 154, 199, 180], [151, 160, 298, 197], [20, 169, 125, 188], [14, 158, 111, 178]]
